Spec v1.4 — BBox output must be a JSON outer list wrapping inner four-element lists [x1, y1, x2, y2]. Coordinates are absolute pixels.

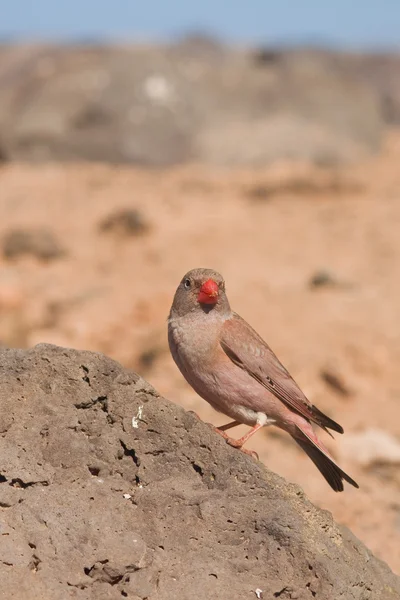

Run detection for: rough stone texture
[[0, 41, 395, 166], [0, 344, 399, 600]]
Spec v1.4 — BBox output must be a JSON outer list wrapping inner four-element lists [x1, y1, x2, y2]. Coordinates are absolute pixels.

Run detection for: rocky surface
[[0, 343, 399, 599], [2, 41, 399, 165]]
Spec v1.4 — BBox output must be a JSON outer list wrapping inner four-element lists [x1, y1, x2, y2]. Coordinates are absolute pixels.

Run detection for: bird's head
[[170, 268, 231, 317]]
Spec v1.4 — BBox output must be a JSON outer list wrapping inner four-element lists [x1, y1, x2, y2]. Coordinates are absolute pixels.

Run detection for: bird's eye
[[184, 279, 191, 290]]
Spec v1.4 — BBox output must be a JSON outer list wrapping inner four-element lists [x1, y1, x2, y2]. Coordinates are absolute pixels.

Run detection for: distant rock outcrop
[[0, 344, 399, 599], [0, 42, 397, 166]]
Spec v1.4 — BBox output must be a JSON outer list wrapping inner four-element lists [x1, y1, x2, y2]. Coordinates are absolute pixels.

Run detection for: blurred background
[[0, 0, 400, 572]]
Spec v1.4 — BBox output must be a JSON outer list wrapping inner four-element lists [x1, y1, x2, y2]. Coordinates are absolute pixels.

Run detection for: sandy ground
[[1, 132, 400, 572]]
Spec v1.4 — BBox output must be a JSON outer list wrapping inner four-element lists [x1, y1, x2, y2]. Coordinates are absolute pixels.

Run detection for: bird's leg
[[212, 421, 264, 459], [210, 421, 239, 442], [225, 423, 264, 459], [211, 425, 258, 459], [210, 421, 263, 459]]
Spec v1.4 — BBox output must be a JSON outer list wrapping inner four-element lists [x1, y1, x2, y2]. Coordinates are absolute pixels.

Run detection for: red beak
[[198, 279, 219, 305]]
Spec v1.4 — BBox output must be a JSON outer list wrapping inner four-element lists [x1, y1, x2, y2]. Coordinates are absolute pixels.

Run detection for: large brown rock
[[0, 42, 391, 166], [0, 344, 399, 599]]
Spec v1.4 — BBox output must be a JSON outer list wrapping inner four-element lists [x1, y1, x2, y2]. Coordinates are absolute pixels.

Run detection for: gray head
[[170, 268, 231, 318]]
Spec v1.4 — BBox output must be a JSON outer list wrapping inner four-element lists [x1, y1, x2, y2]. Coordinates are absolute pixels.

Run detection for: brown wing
[[220, 313, 343, 435]]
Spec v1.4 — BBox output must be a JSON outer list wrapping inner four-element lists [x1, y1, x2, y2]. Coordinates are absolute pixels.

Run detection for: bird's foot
[[209, 424, 259, 459], [225, 437, 259, 460]]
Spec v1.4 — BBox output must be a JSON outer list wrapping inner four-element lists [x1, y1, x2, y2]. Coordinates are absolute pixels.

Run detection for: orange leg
[[227, 423, 263, 448], [211, 422, 262, 460], [208, 420, 239, 440], [212, 421, 249, 450], [226, 423, 264, 457]]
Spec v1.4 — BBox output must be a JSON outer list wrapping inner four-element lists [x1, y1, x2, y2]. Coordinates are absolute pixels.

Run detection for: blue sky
[[1, 1, 400, 49]]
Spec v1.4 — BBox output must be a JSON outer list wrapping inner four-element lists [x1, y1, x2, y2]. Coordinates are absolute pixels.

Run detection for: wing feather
[[220, 313, 343, 435]]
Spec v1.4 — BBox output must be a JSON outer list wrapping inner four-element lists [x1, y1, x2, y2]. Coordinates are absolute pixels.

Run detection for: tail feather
[[294, 426, 358, 492], [311, 404, 344, 435]]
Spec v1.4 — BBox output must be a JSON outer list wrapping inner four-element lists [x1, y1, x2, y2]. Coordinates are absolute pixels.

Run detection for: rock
[[247, 170, 363, 202], [98, 208, 149, 237], [309, 269, 339, 289], [2, 228, 65, 261], [308, 269, 355, 291], [339, 428, 400, 467], [0, 42, 392, 166], [0, 344, 399, 599], [320, 368, 351, 397], [137, 346, 164, 373]]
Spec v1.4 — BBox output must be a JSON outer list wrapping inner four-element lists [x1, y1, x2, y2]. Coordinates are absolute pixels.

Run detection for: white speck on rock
[[255, 589, 263, 599], [132, 405, 143, 428], [123, 493, 132, 499]]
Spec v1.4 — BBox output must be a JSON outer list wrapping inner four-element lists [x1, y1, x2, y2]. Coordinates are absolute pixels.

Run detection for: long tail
[[310, 404, 344, 436], [294, 426, 359, 492]]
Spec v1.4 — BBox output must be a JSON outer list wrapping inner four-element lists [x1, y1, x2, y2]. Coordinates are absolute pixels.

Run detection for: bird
[[168, 267, 358, 492]]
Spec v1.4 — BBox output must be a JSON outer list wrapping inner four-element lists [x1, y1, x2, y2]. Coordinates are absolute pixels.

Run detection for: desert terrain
[[1, 129, 400, 573]]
